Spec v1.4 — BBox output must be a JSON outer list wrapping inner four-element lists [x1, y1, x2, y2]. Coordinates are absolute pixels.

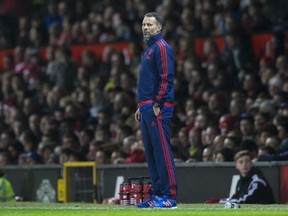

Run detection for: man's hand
[[153, 103, 160, 116], [135, 109, 141, 122]]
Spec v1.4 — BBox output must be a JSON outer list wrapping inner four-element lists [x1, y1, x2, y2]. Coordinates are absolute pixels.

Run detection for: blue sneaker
[[152, 196, 177, 209], [136, 195, 161, 208]]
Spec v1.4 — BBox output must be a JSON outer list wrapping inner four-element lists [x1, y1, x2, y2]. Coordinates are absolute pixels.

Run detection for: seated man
[[228, 150, 275, 204]]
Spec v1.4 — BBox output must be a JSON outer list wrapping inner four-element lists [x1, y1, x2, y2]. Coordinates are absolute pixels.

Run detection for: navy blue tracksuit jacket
[[137, 33, 177, 200]]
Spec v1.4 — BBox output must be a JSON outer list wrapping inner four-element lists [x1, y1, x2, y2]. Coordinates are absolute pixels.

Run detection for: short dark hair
[[144, 12, 163, 26], [234, 150, 251, 162]]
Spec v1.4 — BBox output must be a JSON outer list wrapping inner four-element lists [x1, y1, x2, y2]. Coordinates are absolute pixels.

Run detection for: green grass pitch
[[0, 202, 287, 216]]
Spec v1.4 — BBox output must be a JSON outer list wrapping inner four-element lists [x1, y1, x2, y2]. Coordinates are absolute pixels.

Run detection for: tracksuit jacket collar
[[146, 33, 162, 47]]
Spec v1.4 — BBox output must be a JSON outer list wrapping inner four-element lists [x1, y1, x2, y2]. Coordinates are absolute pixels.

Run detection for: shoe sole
[[153, 206, 177, 209]]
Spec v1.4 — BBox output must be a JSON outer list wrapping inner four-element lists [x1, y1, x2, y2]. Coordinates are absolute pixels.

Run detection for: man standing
[[134, 12, 177, 209]]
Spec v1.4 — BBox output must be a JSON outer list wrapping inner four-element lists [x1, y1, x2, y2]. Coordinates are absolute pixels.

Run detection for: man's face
[[240, 119, 254, 135], [142, 16, 161, 40], [236, 155, 252, 177]]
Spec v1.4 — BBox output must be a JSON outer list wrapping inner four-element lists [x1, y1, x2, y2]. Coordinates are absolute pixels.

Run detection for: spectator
[[199, 12, 214, 37], [171, 138, 186, 162], [241, 2, 271, 33], [78, 127, 93, 156], [95, 148, 110, 164], [213, 147, 234, 162], [186, 128, 203, 162], [264, 136, 281, 154], [229, 98, 246, 119], [46, 47, 77, 92], [16, 16, 30, 46], [110, 149, 124, 164], [223, 136, 241, 153], [275, 55, 288, 80], [256, 124, 278, 146], [94, 124, 112, 144], [176, 7, 200, 39], [44, 1, 62, 29], [38, 141, 55, 164], [225, 150, 275, 204], [80, 49, 99, 76], [18, 131, 38, 153], [206, 62, 227, 91], [124, 140, 146, 164], [268, 76, 283, 99], [0, 151, 13, 165], [202, 146, 214, 162], [59, 148, 73, 165], [18, 151, 42, 165], [242, 73, 263, 99], [239, 112, 255, 141], [0, 130, 17, 151], [207, 91, 227, 120], [240, 139, 259, 160], [67, 150, 86, 162], [276, 118, 288, 158], [28, 114, 42, 142], [121, 135, 137, 156], [219, 114, 236, 135], [1, 54, 14, 73], [212, 134, 225, 151], [61, 132, 80, 152], [201, 125, 220, 148], [57, 17, 73, 46], [1, 0, 288, 166], [23, 97, 40, 117]]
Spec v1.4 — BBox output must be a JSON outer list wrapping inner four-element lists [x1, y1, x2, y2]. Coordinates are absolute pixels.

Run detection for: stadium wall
[[1, 162, 287, 204]]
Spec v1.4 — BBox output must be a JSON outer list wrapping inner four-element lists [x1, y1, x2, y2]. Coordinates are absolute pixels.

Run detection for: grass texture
[[0, 202, 288, 216]]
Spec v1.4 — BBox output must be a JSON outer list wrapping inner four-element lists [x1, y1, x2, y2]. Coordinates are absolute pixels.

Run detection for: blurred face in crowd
[[283, 81, 288, 93], [194, 114, 207, 130], [29, 114, 40, 131], [240, 119, 254, 136], [236, 155, 252, 177], [40, 116, 52, 135], [0, 152, 11, 165], [213, 135, 225, 151], [142, 16, 162, 40], [265, 137, 280, 153], [59, 152, 69, 165], [208, 93, 221, 111], [79, 130, 91, 147], [254, 114, 268, 131], [214, 152, 224, 162], [223, 137, 236, 151], [95, 150, 107, 164], [202, 147, 213, 162], [230, 99, 245, 118], [188, 129, 201, 147], [202, 127, 218, 146], [277, 125, 288, 140], [0, 132, 12, 150]]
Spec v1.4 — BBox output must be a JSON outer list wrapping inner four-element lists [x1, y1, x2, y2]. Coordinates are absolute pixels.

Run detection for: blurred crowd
[[0, 0, 288, 166]]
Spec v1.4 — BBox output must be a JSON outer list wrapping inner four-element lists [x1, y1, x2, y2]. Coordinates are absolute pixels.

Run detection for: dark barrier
[[2, 165, 61, 202], [98, 162, 280, 204], [1, 162, 286, 203]]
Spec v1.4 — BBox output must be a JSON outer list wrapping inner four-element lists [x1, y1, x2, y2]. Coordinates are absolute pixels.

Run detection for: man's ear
[[157, 25, 162, 32]]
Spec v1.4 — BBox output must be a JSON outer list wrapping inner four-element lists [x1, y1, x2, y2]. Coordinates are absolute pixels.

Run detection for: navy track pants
[[140, 107, 177, 199]]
